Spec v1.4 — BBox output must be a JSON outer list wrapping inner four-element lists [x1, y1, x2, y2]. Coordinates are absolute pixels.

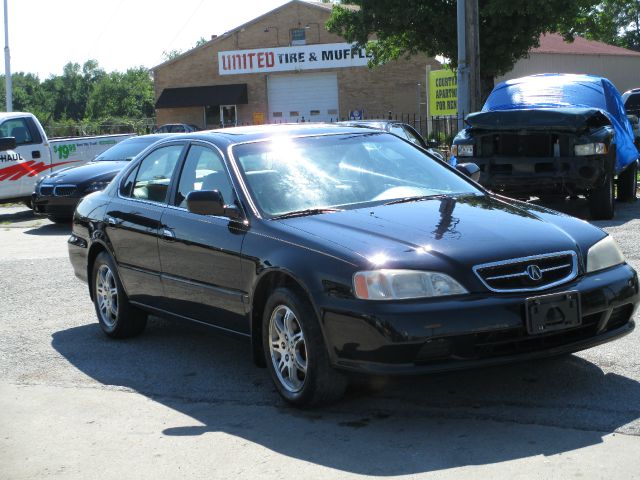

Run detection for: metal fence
[[45, 119, 155, 138], [44, 114, 464, 150]]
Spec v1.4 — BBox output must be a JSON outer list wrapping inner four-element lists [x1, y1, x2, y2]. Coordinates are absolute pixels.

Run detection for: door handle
[[106, 216, 117, 225], [161, 228, 175, 241], [32, 150, 41, 159]]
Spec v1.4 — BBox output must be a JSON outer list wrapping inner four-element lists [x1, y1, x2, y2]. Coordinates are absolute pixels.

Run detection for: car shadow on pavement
[[23, 223, 71, 236], [51, 318, 640, 476], [0, 207, 38, 224]]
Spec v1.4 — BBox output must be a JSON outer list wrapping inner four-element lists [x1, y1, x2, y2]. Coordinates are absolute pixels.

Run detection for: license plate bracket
[[525, 291, 581, 335]]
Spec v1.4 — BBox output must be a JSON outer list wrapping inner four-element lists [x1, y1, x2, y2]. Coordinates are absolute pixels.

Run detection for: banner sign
[[428, 68, 458, 115], [219, 42, 370, 75]]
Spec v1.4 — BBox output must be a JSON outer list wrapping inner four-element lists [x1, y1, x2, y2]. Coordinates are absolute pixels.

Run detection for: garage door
[[267, 73, 339, 123]]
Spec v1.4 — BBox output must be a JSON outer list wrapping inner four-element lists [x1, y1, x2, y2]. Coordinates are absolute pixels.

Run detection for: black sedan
[[33, 134, 172, 222], [67, 124, 638, 406]]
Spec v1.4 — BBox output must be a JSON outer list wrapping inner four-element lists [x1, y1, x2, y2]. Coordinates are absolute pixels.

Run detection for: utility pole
[[3, 0, 11, 112], [456, 0, 469, 130], [456, 0, 480, 129], [466, 0, 481, 112]]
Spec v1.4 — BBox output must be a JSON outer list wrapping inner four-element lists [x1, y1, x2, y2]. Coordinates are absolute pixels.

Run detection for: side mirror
[[0, 137, 17, 151], [186, 190, 242, 219], [426, 139, 439, 149], [456, 162, 481, 182]]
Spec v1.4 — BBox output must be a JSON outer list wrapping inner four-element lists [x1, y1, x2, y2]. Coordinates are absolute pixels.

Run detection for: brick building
[[152, 0, 439, 128]]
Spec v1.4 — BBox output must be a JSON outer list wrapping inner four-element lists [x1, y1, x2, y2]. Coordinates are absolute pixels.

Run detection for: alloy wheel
[[96, 264, 118, 328], [268, 305, 307, 393]]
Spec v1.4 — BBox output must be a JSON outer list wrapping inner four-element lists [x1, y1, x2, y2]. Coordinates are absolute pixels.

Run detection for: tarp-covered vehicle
[[451, 74, 639, 219]]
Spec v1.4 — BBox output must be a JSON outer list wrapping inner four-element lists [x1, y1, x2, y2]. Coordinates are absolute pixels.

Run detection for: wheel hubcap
[[268, 305, 307, 393], [96, 264, 118, 327]]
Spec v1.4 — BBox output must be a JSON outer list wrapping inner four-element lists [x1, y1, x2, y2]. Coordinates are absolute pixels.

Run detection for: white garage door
[[267, 73, 339, 123]]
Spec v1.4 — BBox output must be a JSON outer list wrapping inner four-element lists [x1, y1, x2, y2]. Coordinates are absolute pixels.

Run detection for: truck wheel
[[588, 174, 615, 220], [92, 251, 147, 338], [617, 160, 638, 202], [262, 287, 347, 406]]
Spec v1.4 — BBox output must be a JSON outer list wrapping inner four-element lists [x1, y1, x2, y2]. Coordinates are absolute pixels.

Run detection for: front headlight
[[353, 269, 468, 300], [586, 236, 625, 273], [451, 144, 474, 157], [574, 142, 607, 156], [83, 181, 111, 194]]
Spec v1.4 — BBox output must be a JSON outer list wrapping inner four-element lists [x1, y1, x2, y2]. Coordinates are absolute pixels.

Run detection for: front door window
[[220, 105, 237, 127]]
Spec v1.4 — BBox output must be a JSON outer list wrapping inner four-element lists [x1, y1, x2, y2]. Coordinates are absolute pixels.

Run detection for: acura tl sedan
[[67, 124, 638, 406]]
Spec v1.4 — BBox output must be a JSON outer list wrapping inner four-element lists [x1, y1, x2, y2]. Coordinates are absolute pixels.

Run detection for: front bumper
[[467, 155, 609, 194], [32, 189, 81, 218], [321, 263, 638, 375]]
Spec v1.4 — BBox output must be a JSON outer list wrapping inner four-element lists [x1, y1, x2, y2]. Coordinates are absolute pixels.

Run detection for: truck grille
[[52, 185, 77, 196], [474, 251, 578, 292]]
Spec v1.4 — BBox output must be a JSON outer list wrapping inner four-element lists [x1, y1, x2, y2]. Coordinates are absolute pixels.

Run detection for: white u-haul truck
[[0, 112, 133, 205]]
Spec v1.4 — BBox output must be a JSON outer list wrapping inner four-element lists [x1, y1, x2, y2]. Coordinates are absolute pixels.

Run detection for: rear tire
[[588, 174, 615, 220], [617, 160, 638, 202], [92, 251, 147, 338], [262, 287, 347, 406]]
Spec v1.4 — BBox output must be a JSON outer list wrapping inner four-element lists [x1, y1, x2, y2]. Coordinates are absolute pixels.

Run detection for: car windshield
[[95, 138, 156, 161], [232, 132, 480, 217]]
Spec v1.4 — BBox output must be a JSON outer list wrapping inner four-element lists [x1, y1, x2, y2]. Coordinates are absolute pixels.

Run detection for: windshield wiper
[[272, 208, 343, 220], [384, 194, 449, 205]]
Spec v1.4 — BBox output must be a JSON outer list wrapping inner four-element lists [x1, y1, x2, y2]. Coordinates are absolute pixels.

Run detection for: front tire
[[588, 174, 615, 220], [92, 251, 147, 338], [262, 287, 347, 406], [617, 160, 637, 202]]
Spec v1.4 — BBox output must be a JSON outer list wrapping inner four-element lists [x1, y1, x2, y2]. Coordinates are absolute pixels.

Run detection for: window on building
[[205, 105, 221, 127], [290, 28, 306, 45]]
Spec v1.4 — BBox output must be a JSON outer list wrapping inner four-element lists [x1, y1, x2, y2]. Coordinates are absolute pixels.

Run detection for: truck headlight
[[83, 181, 111, 194], [586, 236, 625, 273], [574, 143, 607, 156], [451, 144, 474, 157], [353, 270, 468, 300]]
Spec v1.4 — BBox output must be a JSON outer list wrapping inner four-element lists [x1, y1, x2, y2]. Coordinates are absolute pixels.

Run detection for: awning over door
[[155, 84, 248, 108]]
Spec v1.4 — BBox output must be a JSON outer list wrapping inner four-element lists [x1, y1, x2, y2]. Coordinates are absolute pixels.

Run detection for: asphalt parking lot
[[1, 201, 640, 479]]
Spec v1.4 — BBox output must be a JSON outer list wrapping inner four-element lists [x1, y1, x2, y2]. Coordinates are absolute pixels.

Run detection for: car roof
[[159, 123, 382, 146], [123, 133, 176, 142]]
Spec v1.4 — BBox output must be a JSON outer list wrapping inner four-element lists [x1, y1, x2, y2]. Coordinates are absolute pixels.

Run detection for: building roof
[[532, 33, 640, 57], [152, 0, 338, 71]]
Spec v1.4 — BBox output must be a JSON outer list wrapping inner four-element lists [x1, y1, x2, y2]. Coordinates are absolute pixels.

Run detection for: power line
[[162, 0, 206, 55]]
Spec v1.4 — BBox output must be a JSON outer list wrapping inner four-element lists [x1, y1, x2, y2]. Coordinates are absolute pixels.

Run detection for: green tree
[[85, 67, 154, 120], [574, 0, 640, 51], [326, 0, 597, 103], [0, 73, 55, 120]]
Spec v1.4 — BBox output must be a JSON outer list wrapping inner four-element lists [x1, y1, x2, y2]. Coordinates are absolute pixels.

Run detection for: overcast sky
[[1, 0, 291, 79]]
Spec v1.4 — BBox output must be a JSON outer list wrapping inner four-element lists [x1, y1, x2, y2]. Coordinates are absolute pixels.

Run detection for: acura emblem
[[526, 264, 543, 281]]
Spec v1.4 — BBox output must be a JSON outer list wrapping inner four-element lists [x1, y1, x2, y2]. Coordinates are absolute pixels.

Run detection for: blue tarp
[[474, 74, 638, 172]]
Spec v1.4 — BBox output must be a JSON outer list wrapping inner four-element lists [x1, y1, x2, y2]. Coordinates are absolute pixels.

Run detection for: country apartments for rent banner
[[218, 43, 370, 75]]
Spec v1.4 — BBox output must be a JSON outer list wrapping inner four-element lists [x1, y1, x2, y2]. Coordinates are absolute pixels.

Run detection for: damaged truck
[[451, 74, 639, 220]]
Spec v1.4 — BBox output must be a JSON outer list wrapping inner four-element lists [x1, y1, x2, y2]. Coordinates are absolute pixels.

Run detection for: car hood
[[43, 161, 128, 184], [278, 194, 605, 273], [465, 108, 610, 132]]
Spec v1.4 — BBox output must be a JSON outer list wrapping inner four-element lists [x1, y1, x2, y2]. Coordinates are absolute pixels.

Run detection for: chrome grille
[[53, 185, 77, 196], [474, 251, 578, 292]]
